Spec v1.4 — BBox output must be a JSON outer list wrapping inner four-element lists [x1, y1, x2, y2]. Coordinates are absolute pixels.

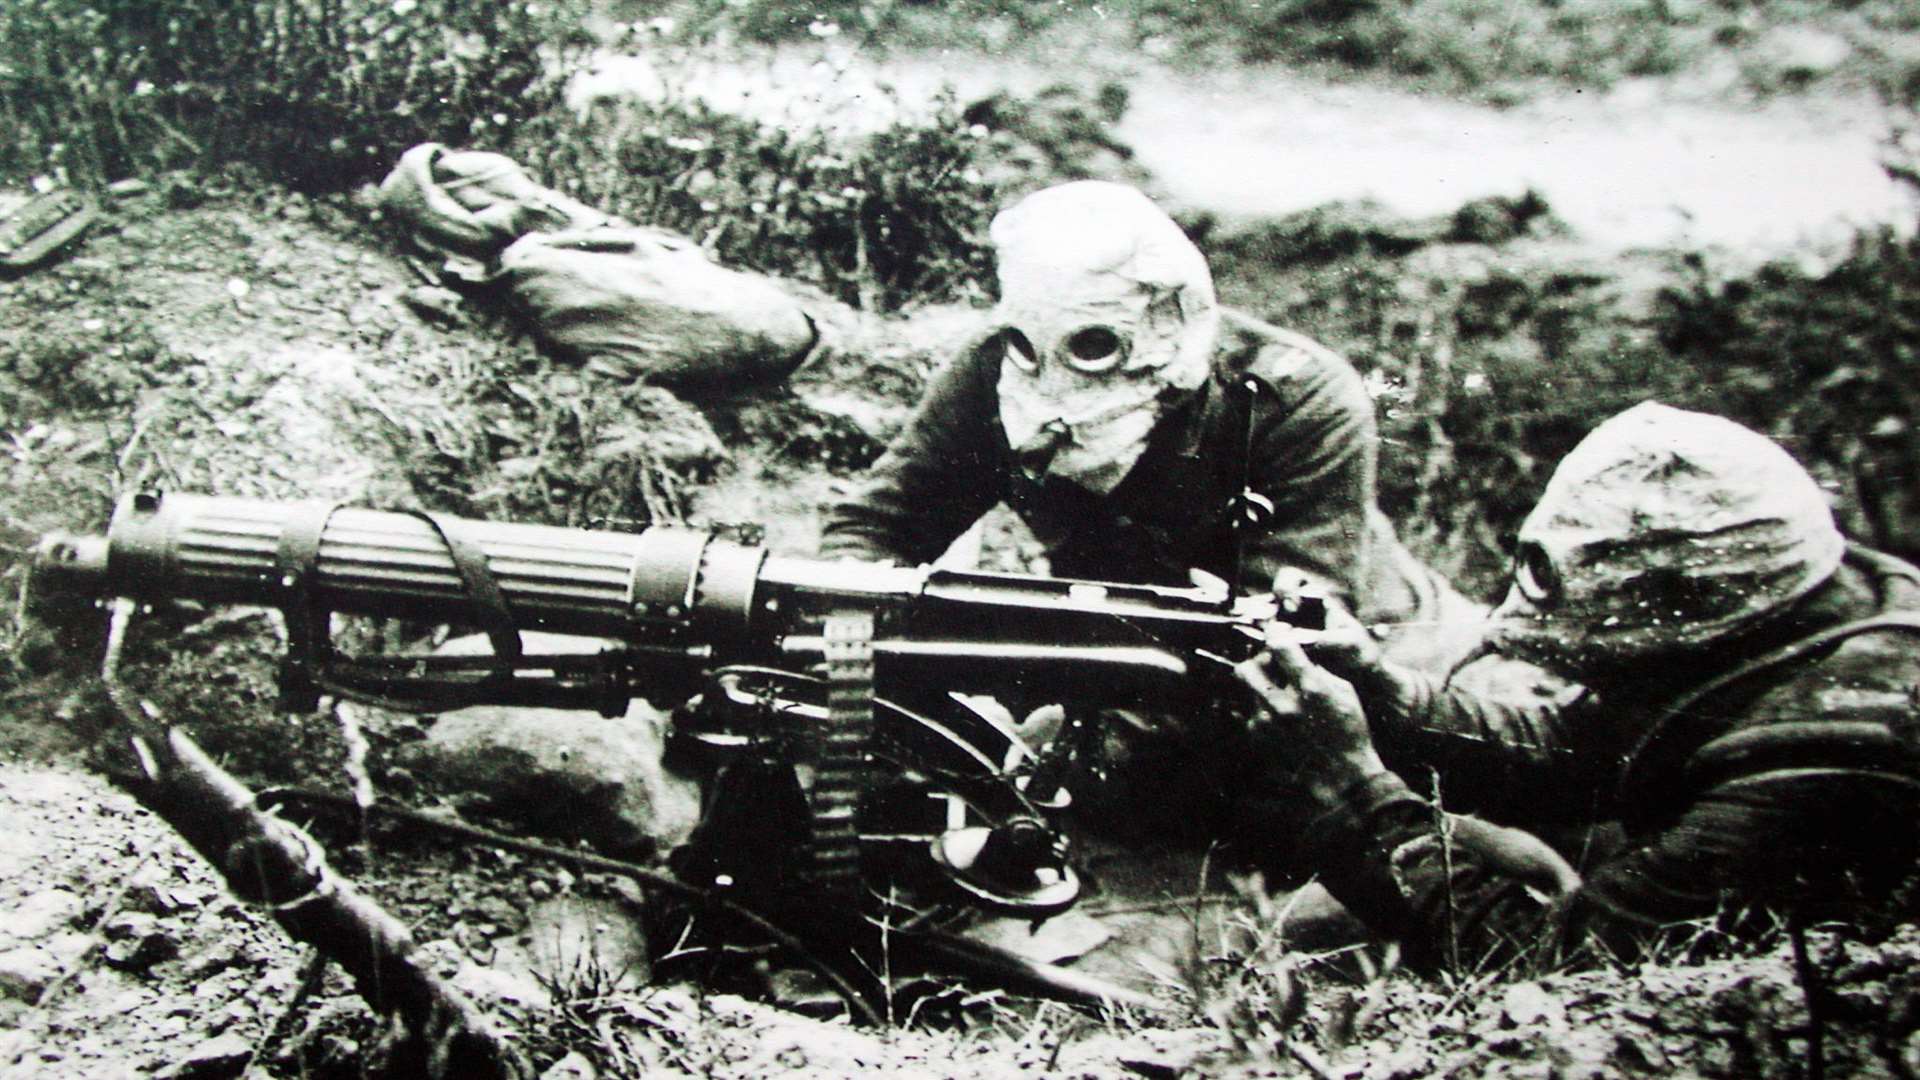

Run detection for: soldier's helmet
[[1487, 402, 1845, 678]]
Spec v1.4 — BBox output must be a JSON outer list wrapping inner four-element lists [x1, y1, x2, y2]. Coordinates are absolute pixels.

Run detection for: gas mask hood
[[990, 181, 1219, 494], [1486, 402, 1845, 681]]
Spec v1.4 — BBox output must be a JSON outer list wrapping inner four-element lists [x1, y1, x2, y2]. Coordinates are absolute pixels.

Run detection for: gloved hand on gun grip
[[1231, 622, 1389, 809], [1266, 567, 1386, 683]]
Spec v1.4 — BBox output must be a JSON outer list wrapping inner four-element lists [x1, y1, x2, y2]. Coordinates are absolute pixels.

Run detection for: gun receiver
[[34, 492, 1324, 923]]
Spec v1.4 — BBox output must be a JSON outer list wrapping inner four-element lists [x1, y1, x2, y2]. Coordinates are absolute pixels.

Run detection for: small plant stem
[[1789, 915, 1825, 1080], [243, 947, 329, 1075], [1285, 1038, 1340, 1080]]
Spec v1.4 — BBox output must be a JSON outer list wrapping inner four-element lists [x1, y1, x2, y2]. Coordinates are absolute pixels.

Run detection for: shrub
[[1211, 192, 1920, 592], [1654, 232, 1920, 562], [669, 0, 1058, 48], [0, 0, 591, 191], [517, 95, 999, 310], [1131, 0, 1688, 91], [1204, 209, 1699, 594]]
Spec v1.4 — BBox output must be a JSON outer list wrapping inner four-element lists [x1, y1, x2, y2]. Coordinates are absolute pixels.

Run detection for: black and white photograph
[[2, 0, 1918, 1075]]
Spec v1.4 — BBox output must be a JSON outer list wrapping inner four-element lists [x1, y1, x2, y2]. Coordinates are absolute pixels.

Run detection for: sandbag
[[378, 143, 616, 281], [498, 226, 819, 389]]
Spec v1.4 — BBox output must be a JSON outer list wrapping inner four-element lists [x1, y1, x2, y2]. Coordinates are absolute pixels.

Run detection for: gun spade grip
[[80, 492, 768, 640]]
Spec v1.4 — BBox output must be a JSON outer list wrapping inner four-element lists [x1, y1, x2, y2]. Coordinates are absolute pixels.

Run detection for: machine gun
[[33, 491, 1323, 1011]]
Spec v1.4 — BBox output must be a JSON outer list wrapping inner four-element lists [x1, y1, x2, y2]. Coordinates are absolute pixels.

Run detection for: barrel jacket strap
[[274, 504, 524, 712], [415, 510, 522, 669], [274, 501, 342, 712], [1617, 611, 1920, 824]]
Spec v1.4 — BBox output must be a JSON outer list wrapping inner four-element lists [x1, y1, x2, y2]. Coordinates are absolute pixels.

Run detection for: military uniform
[[1257, 404, 1920, 971], [822, 311, 1467, 635]]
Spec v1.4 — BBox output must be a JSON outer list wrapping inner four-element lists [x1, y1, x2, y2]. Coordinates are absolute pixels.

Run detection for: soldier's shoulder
[[1742, 615, 1920, 731], [1218, 309, 1355, 379], [919, 324, 1007, 391], [1216, 309, 1366, 404]]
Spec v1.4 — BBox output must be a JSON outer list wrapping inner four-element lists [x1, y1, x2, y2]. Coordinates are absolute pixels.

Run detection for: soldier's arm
[[1250, 650, 1920, 972], [1237, 339, 1381, 613], [819, 341, 1008, 566], [1339, 654, 1602, 812]]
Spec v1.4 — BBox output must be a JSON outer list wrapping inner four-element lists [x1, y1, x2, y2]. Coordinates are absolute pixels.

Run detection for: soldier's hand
[[1301, 599, 1385, 681], [1233, 628, 1388, 806]]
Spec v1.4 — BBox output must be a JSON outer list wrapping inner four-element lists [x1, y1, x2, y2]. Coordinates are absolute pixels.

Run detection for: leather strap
[[274, 501, 342, 712], [274, 504, 524, 712]]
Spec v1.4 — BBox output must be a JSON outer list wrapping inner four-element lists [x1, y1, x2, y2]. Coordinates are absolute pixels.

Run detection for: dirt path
[[576, 41, 1915, 257]]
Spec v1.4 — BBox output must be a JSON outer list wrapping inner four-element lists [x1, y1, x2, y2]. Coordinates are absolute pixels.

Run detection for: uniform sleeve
[[1293, 763, 1919, 974], [1267, 773, 1565, 972], [1351, 656, 1605, 819], [818, 343, 1008, 566], [1238, 346, 1382, 613]]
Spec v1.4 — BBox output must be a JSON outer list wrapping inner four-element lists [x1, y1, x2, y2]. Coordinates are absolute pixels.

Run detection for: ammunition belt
[[814, 609, 876, 890]]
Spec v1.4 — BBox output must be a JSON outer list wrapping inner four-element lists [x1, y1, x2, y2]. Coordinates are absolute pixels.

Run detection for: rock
[[1, 887, 83, 943], [540, 1050, 598, 1080], [41, 932, 95, 969], [402, 632, 701, 858], [495, 896, 650, 996], [1612, 1029, 1670, 1072], [0, 946, 62, 1001], [965, 910, 1112, 965], [763, 967, 848, 1016], [402, 284, 466, 326], [1500, 980, 1566, 1029], [101, 913, 177, 971], [742, 1010, 892, 1074], [450, 961, 551, 1009], [1059, 1030, 1215, 1078], [153, 1030, 253, 1079], [102, 911, 159, 940]]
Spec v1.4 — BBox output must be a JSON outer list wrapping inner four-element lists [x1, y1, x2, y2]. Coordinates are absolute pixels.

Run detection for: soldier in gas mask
[[1239, 403, 1920, 969], [821, 180, 1470, 666], [820, 181, 1485, 884]]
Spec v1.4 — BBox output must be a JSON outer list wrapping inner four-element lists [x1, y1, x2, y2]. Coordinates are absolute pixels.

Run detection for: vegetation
[[4, 1, 1920, 1074], [0, 0, 592, 191], [521, 93, 998, 310], [662, 0, 1920, 98]]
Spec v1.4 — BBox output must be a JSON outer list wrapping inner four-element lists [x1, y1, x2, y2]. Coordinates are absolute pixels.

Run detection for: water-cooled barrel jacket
[[819, 311, 1420, 622], [1294, 546, 1920, 972]]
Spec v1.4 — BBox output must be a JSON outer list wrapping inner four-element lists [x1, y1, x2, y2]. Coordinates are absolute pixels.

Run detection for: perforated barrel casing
[[93, 492, 769, 641]]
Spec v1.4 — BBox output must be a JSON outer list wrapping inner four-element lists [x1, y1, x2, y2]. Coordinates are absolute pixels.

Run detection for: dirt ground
[[2, 49, 1919, 1078]]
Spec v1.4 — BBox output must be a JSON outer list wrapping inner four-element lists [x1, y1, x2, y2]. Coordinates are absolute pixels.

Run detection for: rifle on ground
[[33, 491, 1324, 1015]]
